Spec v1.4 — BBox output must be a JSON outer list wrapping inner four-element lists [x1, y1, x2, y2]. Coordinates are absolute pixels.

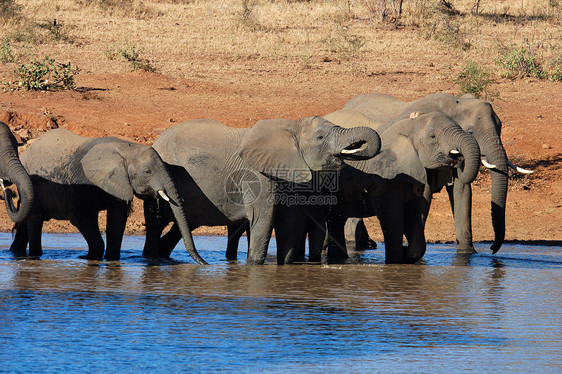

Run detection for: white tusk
[[508, 161, 534, 174], [158, 190, 171, 202], [341, 148, 361, 155], [449, 149, 460, 155], [481, 159, 497, 169], [0, 179, 5, 191]]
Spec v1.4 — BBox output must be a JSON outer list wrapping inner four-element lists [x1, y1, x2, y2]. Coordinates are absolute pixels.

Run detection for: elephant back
[[153, 119, 244, 167], [21, 128, 87, 183]]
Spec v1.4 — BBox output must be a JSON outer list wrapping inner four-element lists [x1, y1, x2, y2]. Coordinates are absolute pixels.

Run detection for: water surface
[[0, 233, 560, 373]]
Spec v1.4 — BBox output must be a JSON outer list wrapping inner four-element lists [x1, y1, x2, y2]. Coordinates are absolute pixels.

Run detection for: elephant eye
[[317, 135, 324, 140], [429, 133, 436, 139], [143, 168, 151, 175]]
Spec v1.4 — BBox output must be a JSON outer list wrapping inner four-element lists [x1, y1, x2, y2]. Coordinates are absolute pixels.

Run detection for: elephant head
[[372, 112, 481, 186], [396, 93, 527, 253], [70, 137, 207, 264], [239, 116, 381, 183], [0, 122, 34, 223]]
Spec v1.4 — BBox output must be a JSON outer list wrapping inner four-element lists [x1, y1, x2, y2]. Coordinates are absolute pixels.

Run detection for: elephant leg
[[447, 181, 476, 254], [104, 203, 129, 261], [26, 216, 45, 257], [71, 213, 105, 260], [275, 205, 305, 265], [246, 206, 274, 265], [325, 215, 349, 262], [157, 222, 183, 258], [378, 203, 405, 264], [226, 222, 248, 261], [402, 197, 426, 263], [307, 219, 327, 263], [142, 197, 170, 258], [10, 221, 29, 256], [345, 218, 376, 250]]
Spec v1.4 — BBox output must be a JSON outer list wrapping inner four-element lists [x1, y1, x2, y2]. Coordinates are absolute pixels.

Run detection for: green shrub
[[4, 56, 80, 91], [455, 60, 499, 100], [106, 43, 156, 72], [0, 38, 14, 63], [550, 59, 562, 81], [496, 43, 546, 79]]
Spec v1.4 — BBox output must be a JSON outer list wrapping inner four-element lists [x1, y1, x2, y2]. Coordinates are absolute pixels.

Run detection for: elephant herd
[[0, 92, 532, 265]]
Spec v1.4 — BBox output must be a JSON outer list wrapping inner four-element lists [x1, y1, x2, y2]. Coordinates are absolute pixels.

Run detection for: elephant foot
[[352, 238, 378, 250], [28, 249, 43, 257], [80, 253, 103, 261], [104, 254, 121, 261], [456, 243, 477, 254]]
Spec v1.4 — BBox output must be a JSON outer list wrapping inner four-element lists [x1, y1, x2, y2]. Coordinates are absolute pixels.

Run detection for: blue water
[[0, 233, 560, 373]]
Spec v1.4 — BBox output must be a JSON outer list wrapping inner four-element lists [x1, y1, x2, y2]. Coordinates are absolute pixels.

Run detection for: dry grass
[[0, 0, 560, 88]]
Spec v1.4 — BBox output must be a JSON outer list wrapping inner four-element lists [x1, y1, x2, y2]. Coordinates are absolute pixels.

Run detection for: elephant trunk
[[337, 126, 381, 160], [159, 170, 208, 265], [0, 124, 34, 223], [444, 127, 480, 184], [454, 131, 481, 184], [480, 132, 508, 253]]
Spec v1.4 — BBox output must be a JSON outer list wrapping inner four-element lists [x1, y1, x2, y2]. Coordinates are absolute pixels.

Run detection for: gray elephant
[[142, 116, 381, 265], [343, 92, 531, 253], [321, 110, 480, 263], [0, 122, 34, 223], [9, 128, 206, 264]]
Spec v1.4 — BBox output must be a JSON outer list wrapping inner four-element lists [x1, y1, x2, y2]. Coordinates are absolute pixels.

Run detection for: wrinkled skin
[[321, 111, 480, 263], [10, 128, 204, 264], [0, 122, 34, 223], [344, 92, 513, 253], [143, 116, 381, 265]]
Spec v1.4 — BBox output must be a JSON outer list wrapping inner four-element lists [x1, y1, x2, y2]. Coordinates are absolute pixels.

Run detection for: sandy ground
[[0, 65, 560, 248]]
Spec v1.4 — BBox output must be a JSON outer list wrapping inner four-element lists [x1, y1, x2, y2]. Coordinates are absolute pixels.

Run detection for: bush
[[456, 61, 488, 98], [496, 43, 546, 79], [455, 60, 499, 100], [549, 59, 562, 81], [106, 43, 157, 72], [4, 56, 80, 91], [0, 38, 14, 63]]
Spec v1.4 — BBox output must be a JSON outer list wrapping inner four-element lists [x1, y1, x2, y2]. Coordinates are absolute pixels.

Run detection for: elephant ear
[[239, 118, 311, 183], [370, 134, 427, 186], [72, 142, 134, 202]]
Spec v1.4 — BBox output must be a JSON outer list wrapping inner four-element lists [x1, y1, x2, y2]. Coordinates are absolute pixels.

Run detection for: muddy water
[[0, 233, 560, 373]]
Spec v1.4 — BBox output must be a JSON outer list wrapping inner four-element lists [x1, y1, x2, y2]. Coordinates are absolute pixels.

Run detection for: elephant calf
[[10, 128, 206, 263]]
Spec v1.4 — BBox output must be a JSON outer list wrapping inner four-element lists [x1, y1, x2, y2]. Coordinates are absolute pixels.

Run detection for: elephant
[[320, 110, 481, 263], [0, 122, 34, 223], [141, 116, 381, 265], [343, 92, 532, 253], [9, 128, 206, 264]]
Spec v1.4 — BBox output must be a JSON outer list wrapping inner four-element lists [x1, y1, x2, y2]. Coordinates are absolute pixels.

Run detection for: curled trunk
[[455, 131, 481, 184], [337, 126, 381, 160], [0, 124, 34, 223]]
